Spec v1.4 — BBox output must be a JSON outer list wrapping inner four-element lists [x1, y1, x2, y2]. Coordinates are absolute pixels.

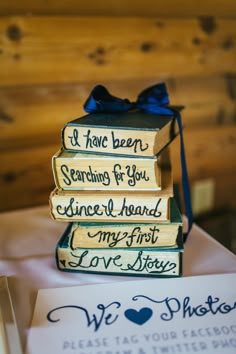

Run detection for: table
[[0, 205, 236, 351]]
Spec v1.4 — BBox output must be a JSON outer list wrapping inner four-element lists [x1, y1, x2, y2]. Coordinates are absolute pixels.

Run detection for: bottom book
[[56, 222, 184, 277]]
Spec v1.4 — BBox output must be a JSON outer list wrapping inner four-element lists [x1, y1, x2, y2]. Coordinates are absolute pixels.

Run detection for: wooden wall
[[0, 1, 236, 213]]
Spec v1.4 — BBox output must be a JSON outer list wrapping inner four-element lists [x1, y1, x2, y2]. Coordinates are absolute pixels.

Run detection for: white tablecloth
[[0, 205, 236, 350]]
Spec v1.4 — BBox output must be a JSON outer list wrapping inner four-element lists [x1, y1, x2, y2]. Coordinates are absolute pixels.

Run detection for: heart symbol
[[60, 260, 66, 267], [124, 307, 153, 325]]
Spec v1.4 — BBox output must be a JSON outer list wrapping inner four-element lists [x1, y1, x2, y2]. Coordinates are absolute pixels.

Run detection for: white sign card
[[26, 273, 236, 354]]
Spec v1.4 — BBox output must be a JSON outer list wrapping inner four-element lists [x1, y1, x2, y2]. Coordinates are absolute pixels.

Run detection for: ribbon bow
[[84, 83, 193, 239]]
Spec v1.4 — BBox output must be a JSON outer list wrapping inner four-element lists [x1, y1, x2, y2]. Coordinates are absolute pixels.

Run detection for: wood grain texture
[[0, 76, 235, 151], [0, 16, 236, 86], [0, 144, 55, 211], [0, 0, 236, 17], [0, 9, 235, 213], [170, 125, 236, 181]]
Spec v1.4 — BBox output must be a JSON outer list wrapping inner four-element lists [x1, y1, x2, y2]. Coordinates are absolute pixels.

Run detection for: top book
[[62, 111, 178, 157]]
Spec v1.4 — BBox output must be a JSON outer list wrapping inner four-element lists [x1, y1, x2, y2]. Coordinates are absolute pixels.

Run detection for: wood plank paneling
[[171, 125, 236, 181], [0, 144, 55, 211], [0, 76, 235, 151], [0, 1, 236, 17], [0, 6, 235, 214], [0, 126, 235, 212], [209, 173, 236, 209], [0, 16, 236, 86]]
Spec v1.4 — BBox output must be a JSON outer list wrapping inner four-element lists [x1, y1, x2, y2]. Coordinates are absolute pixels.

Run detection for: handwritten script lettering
[[47, 301, 120, 331], [87, 225, 160, 248], [61, 164, 110, 186], [68, 128, 81, 147], [60, 163, 151, 188], [68, 250, 122, 270], [111, 131, 148, 153], [132, 295, 236, 321], [112, 163, 150, 187], [122, 251, 177, 274], [83, 129, 108, 149], [61, 250, 176, 275], [118, 198, 162, 218], [56, 197, 163, 219], [67, 128, 149, 154], [46, 295, 236, 332]]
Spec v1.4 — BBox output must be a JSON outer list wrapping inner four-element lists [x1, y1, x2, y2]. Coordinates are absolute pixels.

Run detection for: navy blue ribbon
[[84, 83, 193, 239]]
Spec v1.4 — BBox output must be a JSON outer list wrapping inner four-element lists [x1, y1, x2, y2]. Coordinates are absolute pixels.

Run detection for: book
[[61, 111, 178, 157], [71, 198, 182, 249], [56, 221, 183, 277], [49, 167, 173, 223], [52, 147, 171, 191]]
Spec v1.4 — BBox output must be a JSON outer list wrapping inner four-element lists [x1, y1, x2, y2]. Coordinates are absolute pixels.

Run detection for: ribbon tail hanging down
[[173, 111, 193, 240], [84, 83, 193, 239]]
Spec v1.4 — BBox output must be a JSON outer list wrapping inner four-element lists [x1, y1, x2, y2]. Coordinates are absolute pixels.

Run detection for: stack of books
[[49, 110, 184, 277]]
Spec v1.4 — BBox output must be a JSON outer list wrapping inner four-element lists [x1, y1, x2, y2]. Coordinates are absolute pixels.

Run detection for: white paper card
[[26, 273, 236, 354]]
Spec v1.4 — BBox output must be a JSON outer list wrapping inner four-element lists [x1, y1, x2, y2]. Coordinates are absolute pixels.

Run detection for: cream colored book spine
[[57, 247, 182, 277], [62, 111, 178, 157], [63, 125, 158, 156], [52, 149, 162, 191], [49, 167, 173, 223], [72, 223, 180, 249], [50, 190, 170, 223]]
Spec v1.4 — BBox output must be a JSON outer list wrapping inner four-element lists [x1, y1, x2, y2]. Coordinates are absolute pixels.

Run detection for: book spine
[[50, 192, 170, 223], [153, 118, 177, 154], [62, 125, 156, 156], [52, 151, 61, 190], [57, 247, 182, 277], [72, 224, 181, 249], [53, 155, 161, 191]]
